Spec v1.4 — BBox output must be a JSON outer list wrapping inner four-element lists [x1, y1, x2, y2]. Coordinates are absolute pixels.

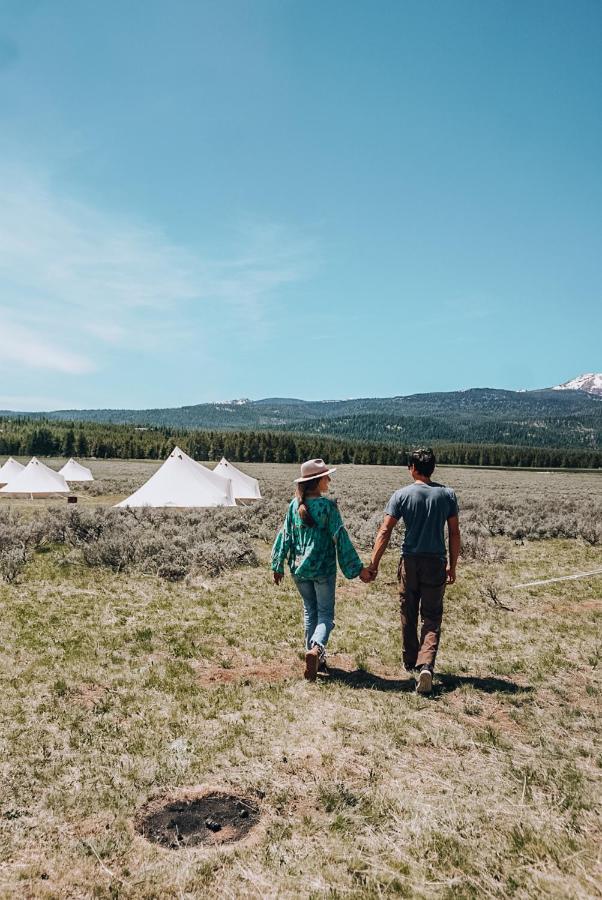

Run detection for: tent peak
[[59, 458, 94, 482], [214, 457, 262, 500]]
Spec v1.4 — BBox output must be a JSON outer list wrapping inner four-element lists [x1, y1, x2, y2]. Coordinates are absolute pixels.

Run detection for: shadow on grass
[[323, 667, 532, 696], [433, 673, 533, 697], [322, 667, 415, 692]]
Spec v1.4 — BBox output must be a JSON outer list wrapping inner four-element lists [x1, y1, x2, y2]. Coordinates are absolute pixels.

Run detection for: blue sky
[[0, 0, 600, 410]]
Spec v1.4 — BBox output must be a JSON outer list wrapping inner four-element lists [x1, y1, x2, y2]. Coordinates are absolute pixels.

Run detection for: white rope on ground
[[511, 569, 602, 589]]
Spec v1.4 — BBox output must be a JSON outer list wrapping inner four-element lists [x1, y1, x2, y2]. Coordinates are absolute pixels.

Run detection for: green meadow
[[0, 462, 600, 898]]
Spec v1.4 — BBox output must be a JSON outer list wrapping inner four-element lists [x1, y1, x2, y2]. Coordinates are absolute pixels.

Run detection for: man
[[368, 448, 460, 694]]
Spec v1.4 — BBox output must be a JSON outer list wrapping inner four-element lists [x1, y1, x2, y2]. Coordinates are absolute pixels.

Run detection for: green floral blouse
[[271, 497, 363, 581]]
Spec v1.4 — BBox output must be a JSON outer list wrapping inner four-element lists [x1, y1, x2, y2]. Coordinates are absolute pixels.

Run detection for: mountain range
[[2, 374, 601, 451]]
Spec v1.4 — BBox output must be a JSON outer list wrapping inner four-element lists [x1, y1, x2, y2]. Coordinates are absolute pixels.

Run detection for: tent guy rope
[[511, 569, 602, 589]]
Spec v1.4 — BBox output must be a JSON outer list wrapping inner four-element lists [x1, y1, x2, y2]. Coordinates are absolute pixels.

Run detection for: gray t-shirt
[[385, 481, 459, 560]]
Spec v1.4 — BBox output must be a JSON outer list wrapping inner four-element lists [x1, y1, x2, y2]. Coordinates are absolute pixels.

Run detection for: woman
[[271, 458, 373, 681]]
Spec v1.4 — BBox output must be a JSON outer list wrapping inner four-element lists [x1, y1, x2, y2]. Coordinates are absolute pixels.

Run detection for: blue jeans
[[294, 574, 336, 650]]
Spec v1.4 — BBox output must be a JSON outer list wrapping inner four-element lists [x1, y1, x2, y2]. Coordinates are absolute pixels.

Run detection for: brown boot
[[304, 646, 320, 682]]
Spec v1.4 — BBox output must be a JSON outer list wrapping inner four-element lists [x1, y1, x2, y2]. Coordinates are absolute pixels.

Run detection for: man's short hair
[[408, 447, 436, 477]]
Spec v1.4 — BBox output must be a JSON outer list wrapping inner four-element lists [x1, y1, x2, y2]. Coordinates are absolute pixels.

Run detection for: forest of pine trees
[[0, 418, 600, 469]]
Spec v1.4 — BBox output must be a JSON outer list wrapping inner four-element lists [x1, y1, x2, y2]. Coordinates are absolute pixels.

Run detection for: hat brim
[[294, 467, 337, 484]]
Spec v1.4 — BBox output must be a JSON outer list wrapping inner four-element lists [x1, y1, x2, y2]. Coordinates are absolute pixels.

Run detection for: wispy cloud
[[0, 319, 93, 374], [0, 165, 311, 376]]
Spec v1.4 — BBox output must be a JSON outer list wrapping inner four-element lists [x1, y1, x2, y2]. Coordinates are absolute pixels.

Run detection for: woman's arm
[[271, 508, 292, 581], [329, 504, 364, 580]]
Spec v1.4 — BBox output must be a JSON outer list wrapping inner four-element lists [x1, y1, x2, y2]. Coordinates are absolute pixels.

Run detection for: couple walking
[[271, 448, 461, 693]]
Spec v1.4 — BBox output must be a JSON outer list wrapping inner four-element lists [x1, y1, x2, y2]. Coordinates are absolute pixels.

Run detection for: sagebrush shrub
[[577, 513, 600, 546], [194, 537, 258, 577], [153, 547, 191, 581], [81, 531, 136, 572], [461, 532, 503, 562], [0, 509, 46, 556], [64, 507, 109, 545], [0, 546, 30, 583], [5, 505, 262, 581]]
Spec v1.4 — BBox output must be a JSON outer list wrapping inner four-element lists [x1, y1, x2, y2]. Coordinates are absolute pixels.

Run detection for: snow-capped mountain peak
[[553, 373, 602, 396]]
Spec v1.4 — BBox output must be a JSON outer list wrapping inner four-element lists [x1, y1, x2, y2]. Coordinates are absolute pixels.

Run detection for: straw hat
[[294, 458, 337, 483]]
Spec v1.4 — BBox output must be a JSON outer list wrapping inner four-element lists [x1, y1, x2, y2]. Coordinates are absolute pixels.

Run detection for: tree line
[[287, 412, 601, 450], [0, 418, 600, 468]]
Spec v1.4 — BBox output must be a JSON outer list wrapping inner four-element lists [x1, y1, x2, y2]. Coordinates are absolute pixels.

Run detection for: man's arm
[[447, 515, 460, 584], [369, 514, 398, 576]]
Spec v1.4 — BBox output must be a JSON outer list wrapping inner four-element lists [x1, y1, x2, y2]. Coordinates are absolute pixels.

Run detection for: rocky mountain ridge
[[553, 373, 602, 396]]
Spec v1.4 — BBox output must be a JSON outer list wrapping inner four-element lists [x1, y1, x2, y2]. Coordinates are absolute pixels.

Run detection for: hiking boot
[[304, 646, 320, 682], [416, 666, 433, 695]]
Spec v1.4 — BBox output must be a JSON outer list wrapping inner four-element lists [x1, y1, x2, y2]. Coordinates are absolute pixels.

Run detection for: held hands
[[359, 564, 378, 584], [275, 568, 381, 584]]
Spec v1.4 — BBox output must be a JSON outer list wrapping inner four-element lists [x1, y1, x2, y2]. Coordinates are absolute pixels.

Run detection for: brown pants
[[398, 555, 446, 670]]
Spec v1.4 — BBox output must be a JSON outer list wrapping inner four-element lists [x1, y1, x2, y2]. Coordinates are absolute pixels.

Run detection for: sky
[[0, 0, 600, 410]]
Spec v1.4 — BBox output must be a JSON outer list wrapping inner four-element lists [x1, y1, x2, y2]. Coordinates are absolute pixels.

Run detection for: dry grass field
[[0, 460, 601, 899]]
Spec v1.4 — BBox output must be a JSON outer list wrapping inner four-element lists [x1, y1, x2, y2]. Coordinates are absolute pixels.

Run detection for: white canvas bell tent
[[213, 457, 262, 500], [115, 446, 236, 508], [0, 457, 70, 496], [59, 458, 94, 482], [0, 457, 25, 486]]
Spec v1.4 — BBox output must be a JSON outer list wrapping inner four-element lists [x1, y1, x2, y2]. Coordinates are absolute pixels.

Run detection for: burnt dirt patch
[[137, 790, 260, 849]]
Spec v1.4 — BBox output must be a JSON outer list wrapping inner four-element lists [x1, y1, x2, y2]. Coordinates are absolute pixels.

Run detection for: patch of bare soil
[[447, 691, 524, 737], [581, 599, 602, 609], [137, 790, 260, 849], [194, 652, 409, 688], [74, 683, 108, 709], [194, 654, 299, 686], [542, 598, 602, 613]]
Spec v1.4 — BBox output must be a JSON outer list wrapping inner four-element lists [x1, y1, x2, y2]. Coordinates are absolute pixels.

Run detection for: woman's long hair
[[296, 476, 322, 527]]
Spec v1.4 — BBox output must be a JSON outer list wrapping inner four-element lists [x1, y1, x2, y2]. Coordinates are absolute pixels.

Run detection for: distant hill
[[2, 377, 601, 451]]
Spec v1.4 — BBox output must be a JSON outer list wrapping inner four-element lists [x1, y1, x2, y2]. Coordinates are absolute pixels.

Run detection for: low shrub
[[0, 546, 30, 583], [345, 510, 383, 551], [577, 513, 600, 546], [460, 527, 506, 563], [194, 537, 258, 577], [64, 507, 109, 545], [4, 506, 261, 581], [137, 538, 191, 581], [81, 531, 136, 572], [0, 509, 47, 560]]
